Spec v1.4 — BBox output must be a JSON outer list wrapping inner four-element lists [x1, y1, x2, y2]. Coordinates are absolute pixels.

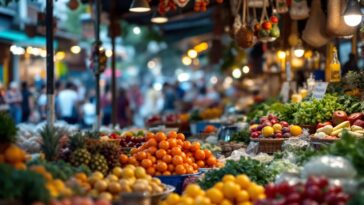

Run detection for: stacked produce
[[162, 174, 265, 205], [250, 114, 303, 138], [119, 131, 219, 176], [255, 176, 349, 205], [118, 132, 146, 149]]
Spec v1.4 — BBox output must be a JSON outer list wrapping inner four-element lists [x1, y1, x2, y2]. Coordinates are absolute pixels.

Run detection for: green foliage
[[0, 163, 50, 203], [246, 98, 282, 123], [198, 157, 275, 189], [28, 159, 91, 181], [0, 113, 17, 144], [345, 70, 364, 90], [230, 128, 250, 144], [39, 126, 61, 161], [69, 132, 87, 150], [336, 95, 364, 114]]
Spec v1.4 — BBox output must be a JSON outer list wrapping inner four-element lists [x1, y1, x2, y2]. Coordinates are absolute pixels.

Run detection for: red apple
[[260, 117, 269, 124], [262, 121, 272, 127], [280, 121, 289, 127], [268, 114, 275, 120], [353, 119, 364, 128], [251, 131, 260, 138], [275, 132, 283, 138], [257, 125, 264, 131], [332, 111, 348, 125], [271, 119, 279, 124], [348, 113, 364, 125], [316, 121, 332, 130]]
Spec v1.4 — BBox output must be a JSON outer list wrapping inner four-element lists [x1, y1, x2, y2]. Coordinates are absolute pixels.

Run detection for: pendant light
[[343, 0, 363, 27], [129, 0, 151, 12], [294, 40, 305, 58], [151, 12, 168, 24]]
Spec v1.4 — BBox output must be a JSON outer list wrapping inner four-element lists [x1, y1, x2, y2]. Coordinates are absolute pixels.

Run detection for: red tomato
[[270, 16, 279, 24], [262, 21, 272, 30]]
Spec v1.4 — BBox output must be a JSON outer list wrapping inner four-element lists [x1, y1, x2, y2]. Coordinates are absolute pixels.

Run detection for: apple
[[282, 127, 290, 133], [316, 121, 332, 130], [332, 111, 348, 125], [353, 119, 364, 128], [262, 121, 272, 127], [280, 121, 289, 127], [275, 132, 283, 138], [257, 125, 264, 131], [251, 131, 260, 138], [348, 113, 364, 125], [260, 117, 269, 124], [271, 119, 279, 124]]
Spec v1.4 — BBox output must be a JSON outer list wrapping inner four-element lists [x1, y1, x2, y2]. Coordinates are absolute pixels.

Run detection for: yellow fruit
[[99, 192, 113, 201], [112, 167, 123, 178], [206, 188, 223, 204], [120, 179, 132, 192], [195, 196, 211, 205], [184, 184, 203, 198], [178, 196, 194, 205], [4, 144, 25, 163], [94, 180, 108, 192], [92, 171, 104, 180], [256, 194, 266, 200], [125, 164, 136, 170], [247, 184, 264, 200], [166, 193, 181, 204], [290, 125, 302, 136], [53, 179, 65, 191], [236, 190, 249, 203], [214, 182, 224, 191], [106, 174, 118, 182], [134, 167, 147, 179], [273, 123, 282, 132], [222, 174, 235, 183], [108, 181, 121, 194], [262, 126, 274, 137], [249, 124, 259, 131], [235, 175, 251, 189], [238, 202, 253, 205], [75, 172, 88, 182], [223, 181, 240, 200], [220, 199, 233, 205], [122, 168, 135, 179]]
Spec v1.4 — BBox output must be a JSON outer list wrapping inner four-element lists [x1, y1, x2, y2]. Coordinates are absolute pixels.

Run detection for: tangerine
[[190, 142, 200, 152], [182, 141, 191, 150], [141, 159, 152, 168], [197, 160, 205, 168], [167, 131, 178, 139], [172, 156, 183, 165], [156, 149, 167, 159], [146, 167, 156, 175], [146, 132, 155, 140], [175, 164, 186, 175], [171, 147, 182, 156], [155, 132, 167, 142], [163, 171, 171, 176], [195, 150, 206, 160], [147, 146, 157, 154], [176, 133, 185, 141], [128, 157, 138, 165], [136, 151, 147, 161], [119, 154, 128, 164], [130, 148, 138, 154], [204, 150, 212, 158], [162, 155, 172, 163], [206, 156, 217, 166], [146, 138, 158, 147], [167, 138, 178, 148], [156, 161, 168, 172], [159, 141, 170, 150], [150, 156, 157, 163], [168, 164, 174, 172]]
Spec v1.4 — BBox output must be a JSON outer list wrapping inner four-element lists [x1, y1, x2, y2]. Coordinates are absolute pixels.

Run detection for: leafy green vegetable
[[0, 112, 17, 144], [246, 98, 281, 123], [0, 164, 50, 203], [198, 157, 276, 189], [230, 128, 250, 144]]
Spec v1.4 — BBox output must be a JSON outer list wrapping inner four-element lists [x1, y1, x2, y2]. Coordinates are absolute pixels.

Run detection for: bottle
[[329, 47, 341, 83]]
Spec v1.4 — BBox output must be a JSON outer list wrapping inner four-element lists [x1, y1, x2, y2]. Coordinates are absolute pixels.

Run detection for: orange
[[156, 161, 168, 172], [168, 164, 174, 172], [175, 164, 186, 175], [155, 171, 162, 176], [162, 155, 172, 163], [206, 188, 224, 204], [176, 139, 183, 146], [119, 154, 128, 164], [186, 165, 194, 174], [206, 156, 217, 166], [235, 175, 251, 189], [147, 146, 157, 155], [156, 149, 167, 159], [222, 181, 240, 200], [4, 145, 25, 163], [236, 190, 249, 203], [166, 193, 180, 204], [141, 159, 152, 168], [130, 148, 138, 154], [163, 171, 171, 176], [167, 131, 178, 139], [172, 156, 183, 165], [204, 150, 212, 158], [197, 160, 205, 168], [171, 147, 182, 156], [14, 162, 26, 170], [128, 157, 138, 165], [195, 150, 206, 160], [167, 138, 178, 148], [192, 163, 198, 169], [204, 125, 217, 133], [182, 141, 191, 150], [146, 132, 155, 140], [185, 157, 193, 164], [190, 142, 200, 152], [155, 132, 167, 142], [146, 167, 156, 175], [150, 156, 157, 163], [177, 133, 185, 141], [159, 141, 170, 150], [136, 151, 147, 161], [247, 184, 265, 200], [146, 138, 158, 147]]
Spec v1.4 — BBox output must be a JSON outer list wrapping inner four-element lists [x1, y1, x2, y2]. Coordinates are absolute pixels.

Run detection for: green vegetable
[[0, 112, 17, 144], [198, 157, 276, 189], [0, 164, 50, 203], [230, 128, 250, 144]]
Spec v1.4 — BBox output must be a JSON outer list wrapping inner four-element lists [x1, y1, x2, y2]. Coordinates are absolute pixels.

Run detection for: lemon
[[247, 184, 264, 200], [262, 126, 274, 137], [290, 125, 302, 136], [106, 174, 118, 182], [220, 199, 233, 205], [195, 196, 211, 205], [213, 182, 224, 191], [166, 193, 181, 204], [206, 188, 223, 204], [235, 175, 251, 189], [223, 181, 240, 200], [184, 184, 203, 198], [238, 202, 253, 205], [112, 167, 123, 178], [178, 196, 194, 205], [134, 167, 147, 179], [53, 179, 65, 191], [236, 190, 249, 202], [92, 171, 104, 180], [222, 174, 235, 183], [122, 168, 135, 179]]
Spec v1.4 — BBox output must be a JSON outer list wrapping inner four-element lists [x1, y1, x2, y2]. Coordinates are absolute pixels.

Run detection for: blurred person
[[162, 83, 176, 113], [6, 82, 22, 124], [342, 53, 359, 76], [117, 88, 132, 128], [101, 84, 112, 125], [141, 83, 163, 118], [21, 81, 32, 122], [37, 85, 47, 121], [0, 83, 9, 113], [81, 91, 96, 129], [58, 82, 79, 124], [128, 84, 143, 126]]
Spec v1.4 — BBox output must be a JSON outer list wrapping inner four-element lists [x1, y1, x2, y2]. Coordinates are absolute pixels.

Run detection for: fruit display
[[119, 132, 146, 149], [162, 174, 265, 205], [199, 107, 224, 120], [255, 176, 349, 205], [49, 197, 111, 205], [119, 131, 219, 176], [250, 115, 303, 138], [313, 120, 364, 139], [203, 125, 218, 133], [84, 165, 165, 200], [0, 143, 27, 169]]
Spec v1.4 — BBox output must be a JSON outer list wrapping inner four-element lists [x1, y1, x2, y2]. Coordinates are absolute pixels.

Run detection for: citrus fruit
[[262, 126, 274, 137], [4, 144, 25, 163], [166, 193, 180, 204], [222, 174, 236, 182], [235, 174, 251, 189], [247, 184, 265, 200], [220, 199, 233, 205], [273, 123, 282, 132], [290, 125, 302, 136], [195, 196, 211, 205], [134, 167, 147, 178], [184, 184, 203, 198], [236, 190, 249, 202], [206, 188, 223, 204]]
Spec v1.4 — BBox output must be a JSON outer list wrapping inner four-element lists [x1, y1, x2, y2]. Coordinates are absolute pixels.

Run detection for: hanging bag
[[235, 0, 255, 48], [326, 0, 357, 37], [290, 0, 310, 20], [302, 0, 331, 48]]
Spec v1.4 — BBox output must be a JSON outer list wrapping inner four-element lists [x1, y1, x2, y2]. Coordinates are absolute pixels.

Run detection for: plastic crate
[[190, 122, 223, 135]]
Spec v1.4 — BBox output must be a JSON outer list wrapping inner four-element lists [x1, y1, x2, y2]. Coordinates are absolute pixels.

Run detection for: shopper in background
[[81, 91, 96, 129], [37, 85, 47, 121], [101, 84, 112, 125], [6, 82, 22, 124], [57, 82, 79, 124], [342, 53, 359, 76], [162, 83, 176, 113], [117, 88, 132, 128], [20, 81, 32, 122], [0, 83, 9, 113]]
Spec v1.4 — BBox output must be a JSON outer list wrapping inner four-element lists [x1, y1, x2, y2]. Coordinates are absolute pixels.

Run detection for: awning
[[0, 29, 58, 48]]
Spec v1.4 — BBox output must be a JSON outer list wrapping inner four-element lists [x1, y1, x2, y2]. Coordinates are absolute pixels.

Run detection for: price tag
[[280, 82, 290, 102], [312, 82, 328, 99]]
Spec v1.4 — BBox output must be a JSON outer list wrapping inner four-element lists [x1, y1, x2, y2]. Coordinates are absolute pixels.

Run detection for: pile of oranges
[[119, 131, 219, 176]]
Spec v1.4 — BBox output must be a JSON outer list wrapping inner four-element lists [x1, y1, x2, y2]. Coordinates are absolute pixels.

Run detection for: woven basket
[[250, 138, 285, 154], [310, 136, 339, 150], [301, 125, 316, 134]]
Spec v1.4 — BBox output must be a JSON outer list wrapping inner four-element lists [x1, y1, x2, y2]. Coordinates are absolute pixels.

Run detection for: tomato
[[262, 21, 272, 30], [316, 121, 332, 129], [270, 16, 279, 24]]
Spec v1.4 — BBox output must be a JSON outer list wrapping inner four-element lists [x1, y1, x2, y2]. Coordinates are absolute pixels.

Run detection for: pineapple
[[0, 113, 17, 148], [39, 126, 61, 161], [89, 154, 108, 175], [68, 133, 92, 167]]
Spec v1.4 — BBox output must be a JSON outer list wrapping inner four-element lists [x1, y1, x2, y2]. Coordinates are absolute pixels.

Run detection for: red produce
[[280, 121, 289, 127], [316, 121, 332, 129], [270, 16, 279, 24], [353, 119, 364, 128], [332, 111, 348, 125], [251, 131, 260, 138], [348, 112, 364, 124]]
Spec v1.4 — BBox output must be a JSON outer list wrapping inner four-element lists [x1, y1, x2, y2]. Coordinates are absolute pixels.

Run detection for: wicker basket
[[250, 138, 285, 154], [310, 136, 339, 150], [301, 125, 316, 134]]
